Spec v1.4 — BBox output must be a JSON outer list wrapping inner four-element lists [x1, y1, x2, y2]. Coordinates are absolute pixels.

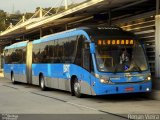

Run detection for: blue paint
[[93, 81, 151, 95], [90, 43, 95, 54], [3, 27, 152, 95], [4, 64, 26, 75], [32, 29, 91, 44], [31, 63, 152, 95], [4, 41, 28, 49], [124, 65, 129, 70]]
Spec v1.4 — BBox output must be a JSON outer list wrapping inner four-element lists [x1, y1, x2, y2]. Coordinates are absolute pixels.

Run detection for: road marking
[[98, 110, 128, 119], [29, 91, 130, 119], [3, 85, 18, 89], [31, 92, 67, 102], [67, 102, 98, 111], [0, 81, 134, 119], [30, 91, 98, 111], [30, 92, 129, 119]]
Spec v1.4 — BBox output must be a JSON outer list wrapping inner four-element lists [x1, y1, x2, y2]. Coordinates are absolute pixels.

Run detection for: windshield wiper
[[133, 61, 142, 73], [114, 62, 142, 73]]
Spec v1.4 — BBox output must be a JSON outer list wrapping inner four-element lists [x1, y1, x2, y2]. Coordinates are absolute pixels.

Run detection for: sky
[[0, 0, 85, 13]]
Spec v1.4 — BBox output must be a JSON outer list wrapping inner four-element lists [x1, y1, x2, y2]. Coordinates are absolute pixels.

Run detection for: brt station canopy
[[0, 0, 156, 40], [0, 0, 160, 89]]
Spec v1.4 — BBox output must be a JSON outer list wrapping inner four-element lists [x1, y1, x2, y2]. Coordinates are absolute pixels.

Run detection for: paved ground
[[0, 77, 160, 120], [0, 72, 3, 77]]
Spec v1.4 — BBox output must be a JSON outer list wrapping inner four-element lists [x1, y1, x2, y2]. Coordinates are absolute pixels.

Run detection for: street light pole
[[156, 0, 160, 15], [65, 0, 68, 10]]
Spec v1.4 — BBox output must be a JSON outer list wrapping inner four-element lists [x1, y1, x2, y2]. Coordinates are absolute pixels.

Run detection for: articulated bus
[[3, 27, 152, 97]]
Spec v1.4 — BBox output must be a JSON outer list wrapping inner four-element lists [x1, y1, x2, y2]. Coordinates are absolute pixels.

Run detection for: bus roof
[[32, 26, 134, 44], [32, 27, 90, 44], [4, 26, 135, 49], [4, 41, 28, 50]]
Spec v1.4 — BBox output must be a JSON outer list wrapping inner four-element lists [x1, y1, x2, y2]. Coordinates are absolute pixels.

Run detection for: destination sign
[[97, 40, 134, 45]]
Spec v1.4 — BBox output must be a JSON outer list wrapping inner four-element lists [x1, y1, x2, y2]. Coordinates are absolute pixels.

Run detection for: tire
[[71, 80, 75, 96], [11, 73, 16, 84], [40, 75, 46, 91], [73, 78, 82, 98]]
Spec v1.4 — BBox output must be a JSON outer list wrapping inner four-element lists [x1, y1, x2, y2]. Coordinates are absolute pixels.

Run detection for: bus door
[[26, 42, 32, 84], [82, 43, 94, 95]]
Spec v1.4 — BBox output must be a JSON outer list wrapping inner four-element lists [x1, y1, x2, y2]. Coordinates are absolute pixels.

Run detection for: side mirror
[[90, 43, 95, 54], [140, 40, 146, 49], [84, 40, 91, 43]]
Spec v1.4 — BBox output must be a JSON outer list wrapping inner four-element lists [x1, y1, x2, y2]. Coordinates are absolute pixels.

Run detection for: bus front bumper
[[93, 81, 152, 95]]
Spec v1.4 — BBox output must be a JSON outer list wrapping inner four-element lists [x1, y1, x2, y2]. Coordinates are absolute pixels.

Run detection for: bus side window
[[83, 48, 90, 71], [83, 43, 94, 72], [74, 35, 94, 72], [74, 36, 84, 66]]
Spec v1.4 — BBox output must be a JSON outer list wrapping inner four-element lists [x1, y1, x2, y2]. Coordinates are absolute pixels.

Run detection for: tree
[[15, 10, 21, 15], [7, 13, 22, 25], [25, 12, 34, 19], [0, 10, 7, 31]]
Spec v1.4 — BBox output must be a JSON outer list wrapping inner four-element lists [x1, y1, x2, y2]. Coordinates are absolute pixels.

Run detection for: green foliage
[[8, 14, 22, 24], [0, 9, 23, 31], [25, 13, 34, 19], [0, 10, 7, 32], [0, 2, 81, 32]]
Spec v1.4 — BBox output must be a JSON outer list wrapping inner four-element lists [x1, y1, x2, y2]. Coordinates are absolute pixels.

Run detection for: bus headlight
[[100, 78, 109, 84], [147, 76, 151, 81], [95, 73, 100, 78], [95, 74, 110, 84]]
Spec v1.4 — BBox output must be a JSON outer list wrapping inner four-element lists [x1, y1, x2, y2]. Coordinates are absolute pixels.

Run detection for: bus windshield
[[95, 39, 148, 73]]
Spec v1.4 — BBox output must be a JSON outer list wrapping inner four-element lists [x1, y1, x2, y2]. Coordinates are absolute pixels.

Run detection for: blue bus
[[3, 27, 152, 97]]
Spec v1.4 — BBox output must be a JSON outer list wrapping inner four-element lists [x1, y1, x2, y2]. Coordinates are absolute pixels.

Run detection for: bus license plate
[[125, 87, 134, 92]]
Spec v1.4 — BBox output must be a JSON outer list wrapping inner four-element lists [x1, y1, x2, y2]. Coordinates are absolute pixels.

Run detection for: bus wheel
[[40, 75, 46, 91], [11, 73, 16, 84], [73, 78, 82, 98]]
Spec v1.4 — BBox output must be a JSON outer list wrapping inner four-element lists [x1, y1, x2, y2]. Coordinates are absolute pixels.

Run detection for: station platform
[[150, 90, 160, 100]]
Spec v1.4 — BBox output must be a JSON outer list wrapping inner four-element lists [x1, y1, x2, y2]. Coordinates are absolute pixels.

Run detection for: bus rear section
[[3, 41, 28, 84]]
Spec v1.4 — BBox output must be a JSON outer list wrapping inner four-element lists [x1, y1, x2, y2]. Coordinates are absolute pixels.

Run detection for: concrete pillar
[[22, 15, 25, 22], [40, 28, 43, 38], [65, 0, 68, 10], [156, 0, 160, 15], [9, 23, 13, 28], [0, 53, 1, 69], [22, 35, 25, 41], [108, 9, 111, 26], [65, 24, 68, 30], [155, 15, 160, 90], [0, 51, 4, 70], [155, 15, 160, 77], [39, 8, 43, 18]]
